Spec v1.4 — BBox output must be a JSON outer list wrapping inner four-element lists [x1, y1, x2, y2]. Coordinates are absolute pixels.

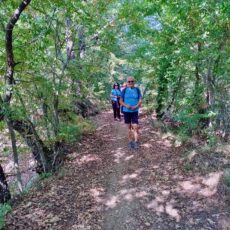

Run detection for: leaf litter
[[5, 111, 230, 230]]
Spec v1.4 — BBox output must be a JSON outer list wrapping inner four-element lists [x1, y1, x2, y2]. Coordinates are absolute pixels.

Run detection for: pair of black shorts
[[124, 112, 139, 124]]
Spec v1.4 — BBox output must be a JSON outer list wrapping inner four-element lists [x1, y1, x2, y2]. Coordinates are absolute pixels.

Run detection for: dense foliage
[[0, 0, 229, 202]]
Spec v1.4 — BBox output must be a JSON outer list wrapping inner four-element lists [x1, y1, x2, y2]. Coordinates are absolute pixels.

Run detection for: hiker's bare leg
[[132, 124, 139, 142], [128, 124, 133, 142]]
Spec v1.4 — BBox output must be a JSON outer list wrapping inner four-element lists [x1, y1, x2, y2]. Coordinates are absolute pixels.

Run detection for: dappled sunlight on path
[[177, 172, 223, 197], [5, 111, 230, 230]]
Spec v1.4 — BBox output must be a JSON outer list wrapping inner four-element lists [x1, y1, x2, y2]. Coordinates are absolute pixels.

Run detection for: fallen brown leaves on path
[[5, 111, 230, 230]]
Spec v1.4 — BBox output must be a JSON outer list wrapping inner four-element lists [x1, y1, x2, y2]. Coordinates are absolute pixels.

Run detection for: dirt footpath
[[5, 111, 230, 230]]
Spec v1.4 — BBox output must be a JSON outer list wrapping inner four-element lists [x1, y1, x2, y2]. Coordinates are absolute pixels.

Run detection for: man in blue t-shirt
[[120, 76, 142, 149]]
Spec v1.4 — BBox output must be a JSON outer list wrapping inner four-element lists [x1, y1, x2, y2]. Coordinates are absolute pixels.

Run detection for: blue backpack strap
[[136, 87, 140, 100], [121, 87, 126, 101]]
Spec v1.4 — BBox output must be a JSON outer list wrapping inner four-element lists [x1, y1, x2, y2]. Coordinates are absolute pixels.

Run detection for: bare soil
[[5, 111, 230, 230]]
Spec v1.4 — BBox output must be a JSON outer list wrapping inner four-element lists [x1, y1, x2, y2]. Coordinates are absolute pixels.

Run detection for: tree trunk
[[213, 25, 229, 134], [7, 120, 23, 192], [16, 91, 54, 173], [156, 82, 166, 118], [0, 164, 11, 203], [155, 59, 171, 118], [4, 1, 32, 169], [193, 42, 203, 111], [156, 72, 169, 118], [65, 18, 75, 60], [12, 120, 53, 173], [166, 75, 182, 112], [42, 100, 51, 139], [53, 93, 60, 137], [206, 58, 214, 127], [74, 25, 85, 97], [4, 0, 31, 103]]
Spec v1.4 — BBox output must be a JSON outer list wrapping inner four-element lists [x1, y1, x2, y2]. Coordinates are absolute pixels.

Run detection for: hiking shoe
[[133, 142, 139, 149], [128, 142, 134, 149]]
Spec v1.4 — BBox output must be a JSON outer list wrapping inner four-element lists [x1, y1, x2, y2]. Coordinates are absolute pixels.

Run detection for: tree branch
[[4, 0, 32, 103]]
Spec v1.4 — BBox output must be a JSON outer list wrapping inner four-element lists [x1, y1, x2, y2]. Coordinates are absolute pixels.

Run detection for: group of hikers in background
[[111, 76, 142, 149]]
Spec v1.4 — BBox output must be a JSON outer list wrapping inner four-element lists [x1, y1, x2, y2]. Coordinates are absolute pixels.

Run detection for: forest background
[[0, 0, 229, 226]]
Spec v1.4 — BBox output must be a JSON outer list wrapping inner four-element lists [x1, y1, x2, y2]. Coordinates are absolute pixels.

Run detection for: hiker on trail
[[111, 83, 121, 121], [120, 76, 142, 149], [120, 82, 127, 115]]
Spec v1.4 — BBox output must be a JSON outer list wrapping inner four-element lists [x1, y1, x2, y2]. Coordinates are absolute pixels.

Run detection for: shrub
[[0, 203, 12, 229]]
